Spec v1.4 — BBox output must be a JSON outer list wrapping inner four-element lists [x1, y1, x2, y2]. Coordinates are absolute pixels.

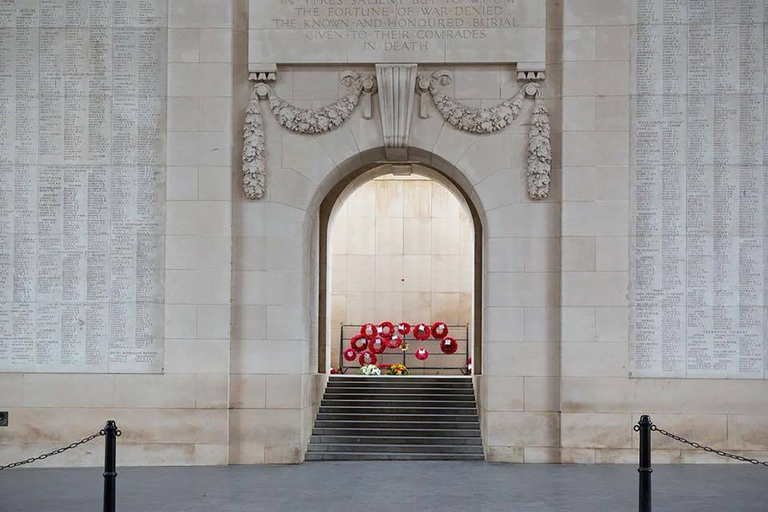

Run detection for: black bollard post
[[638, 415, 652, 512], [103, 420, 118, 512]]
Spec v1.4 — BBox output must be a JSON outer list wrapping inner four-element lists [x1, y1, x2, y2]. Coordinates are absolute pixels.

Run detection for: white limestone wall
[[0, 0, 238, 467], [560, 0, 768, 463]]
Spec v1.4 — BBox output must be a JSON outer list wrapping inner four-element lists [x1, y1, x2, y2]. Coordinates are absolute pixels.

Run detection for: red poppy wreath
[[413, 323, 431, 341], [358, 350, 377, 366], [415, 347, 429, 360], [343, 347, 358, 361], [360, 323, 378, 340], [440, 337, 458, 354], [397, 322, 411, 336], [350, 334, 369, 352], [378, 321, 395, 338], [386, 333, 403, 349], [370, 337, 386, 354], [431, 321, 449, 339]]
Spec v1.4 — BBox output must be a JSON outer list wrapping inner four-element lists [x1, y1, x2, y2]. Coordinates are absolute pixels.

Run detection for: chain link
[[649, 424, 768, 466], [0, 430, 106, 471]]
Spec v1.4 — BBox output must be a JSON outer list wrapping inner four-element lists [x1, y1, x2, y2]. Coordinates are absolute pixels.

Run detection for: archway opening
[[317, 163, 482, 376]]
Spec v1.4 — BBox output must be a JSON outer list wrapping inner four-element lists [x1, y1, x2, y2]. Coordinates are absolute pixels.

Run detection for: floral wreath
[[360, 323, 379, 340], [386, 333, 403, 349], [378, 321, 394, 338], [431, 322, 449, 339], [413, 323, 431, 341], [370, 337, 386, 354], [350, 334, 368, 352], [415, 347, 429, 360], [440, 337, 458, 354], [359, 350, 377, 366], [397, 322, 411, 336], [343, 348, 358, 361]]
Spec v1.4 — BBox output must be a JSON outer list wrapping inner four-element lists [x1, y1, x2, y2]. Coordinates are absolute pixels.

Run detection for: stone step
[[310, 435, 483, 446], [305, 452, 485, 461], [323, 392, 476, 401], [318, 406, 477, 415], [314, 419, 480, 430], [316, 413, 479, 422], [329, 376, 471, 382], [312, 428, 481, 437], [309, 376, 484, 461], [327, 380, 473, 388], [307, 443, 484, 454], [321, 400, 477, 409]]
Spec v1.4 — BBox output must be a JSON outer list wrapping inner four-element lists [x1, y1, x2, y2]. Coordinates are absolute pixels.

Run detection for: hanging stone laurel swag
[[242, 83, 267, 200], [241, 68, 550, 201], [241, 71, 376, 200], [417, 72, 552, 200]]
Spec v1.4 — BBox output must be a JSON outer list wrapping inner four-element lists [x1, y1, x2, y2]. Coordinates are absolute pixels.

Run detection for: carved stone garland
[[417, 71, 552, 200], [242, 72, 376, 200]]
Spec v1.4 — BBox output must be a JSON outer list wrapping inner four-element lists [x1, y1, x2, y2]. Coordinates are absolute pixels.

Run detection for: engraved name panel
[[0, 0, 166, 373]]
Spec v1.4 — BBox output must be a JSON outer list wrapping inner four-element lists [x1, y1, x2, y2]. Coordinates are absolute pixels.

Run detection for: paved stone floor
[[0, 462, 766, 511]]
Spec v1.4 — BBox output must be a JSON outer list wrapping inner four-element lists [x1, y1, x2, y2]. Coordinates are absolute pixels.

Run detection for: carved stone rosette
[[242, 72, 376, 199], [417, 72, 552, 200]]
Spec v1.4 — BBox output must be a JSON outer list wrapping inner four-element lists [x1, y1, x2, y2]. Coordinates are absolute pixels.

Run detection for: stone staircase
[[305, 375, 484, 461]]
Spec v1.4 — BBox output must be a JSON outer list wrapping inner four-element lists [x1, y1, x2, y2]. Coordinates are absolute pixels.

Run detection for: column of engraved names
[[633, 2, 664, 375], [110, 0, 165, 371]]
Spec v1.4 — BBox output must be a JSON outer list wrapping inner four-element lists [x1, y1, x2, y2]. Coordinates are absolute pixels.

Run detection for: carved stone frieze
[[242, 83, 268, 200], [242, 72, 375, 200], [418, 71, 525, 134], [527, 89, 552, 201], [417, 73, 552, 200]]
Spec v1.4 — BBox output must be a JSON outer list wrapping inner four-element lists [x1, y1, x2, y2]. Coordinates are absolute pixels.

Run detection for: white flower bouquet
[[359, 364, 381, 376]]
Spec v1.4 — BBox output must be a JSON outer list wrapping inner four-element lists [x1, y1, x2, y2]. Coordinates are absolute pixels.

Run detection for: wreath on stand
[[413, 323, 431, 341]]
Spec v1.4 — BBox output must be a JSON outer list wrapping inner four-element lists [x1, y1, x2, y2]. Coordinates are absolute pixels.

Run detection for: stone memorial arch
[[229, 0, 559, 463]]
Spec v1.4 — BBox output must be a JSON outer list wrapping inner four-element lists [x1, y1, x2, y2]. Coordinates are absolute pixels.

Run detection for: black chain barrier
[[634, 414, 767, 512], [0, 420, 120, 512], [649, 424, 768, 466], [0, 429, 107, 471]]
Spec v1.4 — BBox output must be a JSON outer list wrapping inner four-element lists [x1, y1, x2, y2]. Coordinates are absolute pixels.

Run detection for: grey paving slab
[[0, 462, 766, 512]]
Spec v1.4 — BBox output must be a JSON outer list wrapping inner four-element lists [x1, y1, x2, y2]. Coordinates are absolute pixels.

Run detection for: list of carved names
[[0, 1, 166, 373], [632, 0, 768, 378]]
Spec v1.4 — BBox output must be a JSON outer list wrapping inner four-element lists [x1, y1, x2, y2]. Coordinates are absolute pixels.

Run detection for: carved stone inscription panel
[[0, 1, 166, 373], [249, 0, 545, 65], [630, 0, 768, 379]]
